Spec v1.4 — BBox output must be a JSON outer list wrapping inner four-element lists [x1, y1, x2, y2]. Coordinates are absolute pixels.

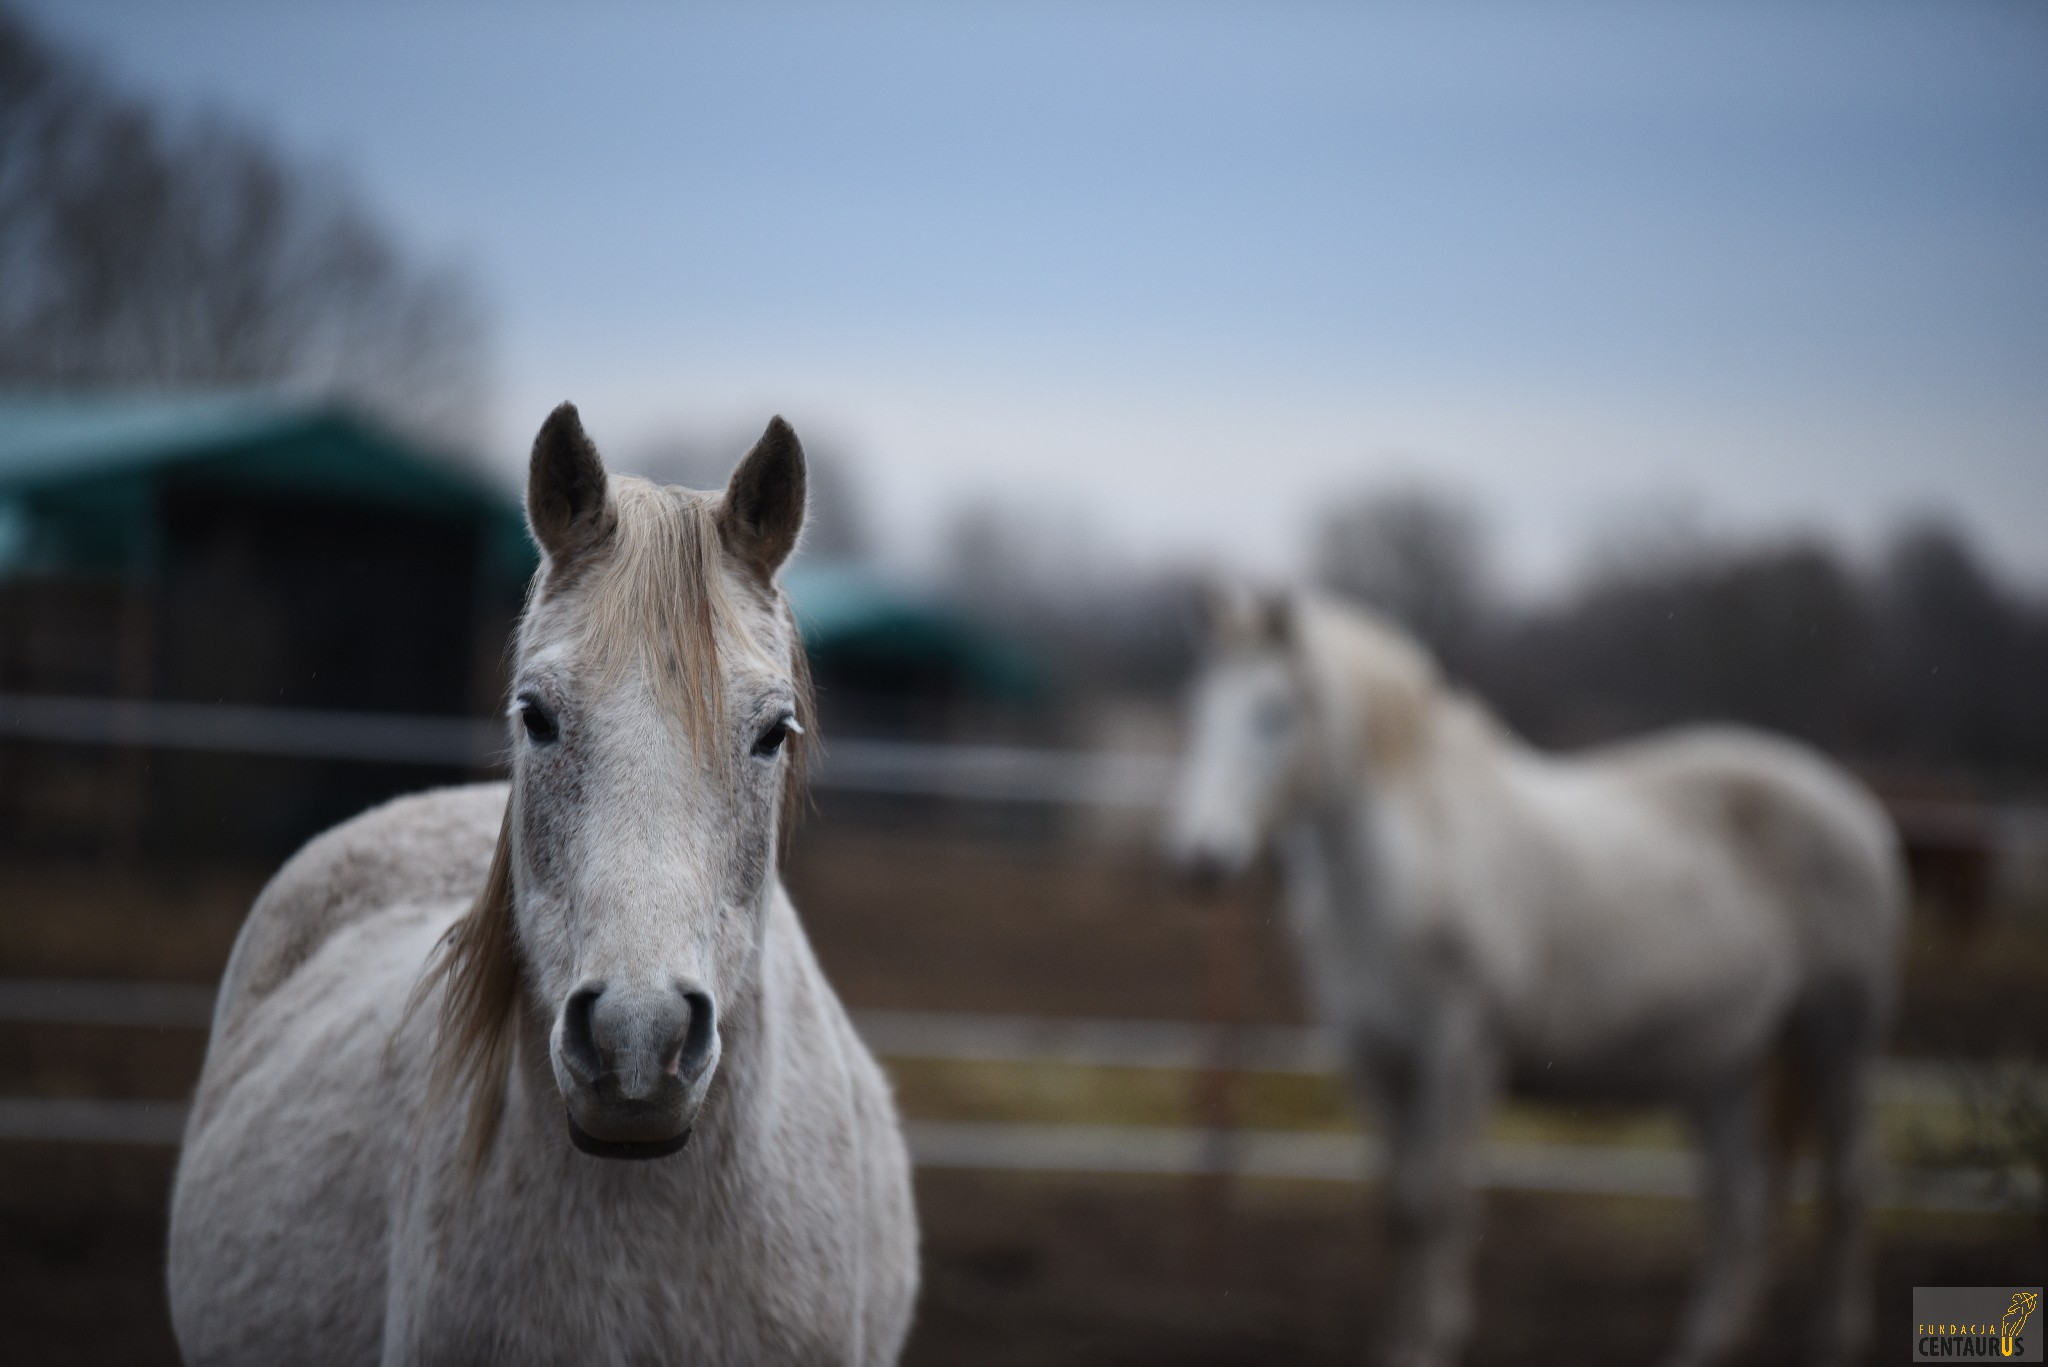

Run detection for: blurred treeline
[[1326, 490, 2048, 796], [0, 4, 483, 447]]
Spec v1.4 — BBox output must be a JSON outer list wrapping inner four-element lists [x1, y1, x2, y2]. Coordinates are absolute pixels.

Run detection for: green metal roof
[[0, 393, 307, 482], [0, 393, 513, 512], [0, 392, 535, 577], [781, 561, 1045, 701]]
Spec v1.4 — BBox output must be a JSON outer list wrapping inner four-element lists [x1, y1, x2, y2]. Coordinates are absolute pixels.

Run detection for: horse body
[[1366, 719, 1887, 1096], [169, 409, 917, 1365], [1172, 591, 1903, 1367]]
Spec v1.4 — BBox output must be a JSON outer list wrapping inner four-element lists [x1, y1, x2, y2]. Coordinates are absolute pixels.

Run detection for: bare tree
[[936, 499, 1194, 697], [1875, 518, 2048, 781], [1315, 484, 1492, 678], [0, 5, 485, 446], [1475, 515, 2048, 790], [1485, 534, 1872, 749]]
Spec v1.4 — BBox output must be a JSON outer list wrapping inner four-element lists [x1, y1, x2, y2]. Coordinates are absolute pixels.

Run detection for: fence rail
[[0, 692, 1174, 805], [10, 692, 2048, 830], [0, 693, 502, 767], [0, 979, 2029, 1112], [0, 977, 2035, 1215]]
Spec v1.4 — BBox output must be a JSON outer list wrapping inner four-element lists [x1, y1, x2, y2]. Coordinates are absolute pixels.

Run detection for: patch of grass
[[1487, 1103, 1689, 1151], [883, 1057, 1355, 1130], [881, 1054, 1977, 1167]]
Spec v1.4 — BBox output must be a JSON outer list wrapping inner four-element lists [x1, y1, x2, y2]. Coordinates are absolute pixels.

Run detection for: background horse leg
[[1791, 985, 1881, 1367], [1807, 1052, 1876, 1366], [1666, 1077, 1778, 1367], [1366, 1002, 1494, 1367]]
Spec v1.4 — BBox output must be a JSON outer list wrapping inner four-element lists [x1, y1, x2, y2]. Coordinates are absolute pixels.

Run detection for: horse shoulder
[[209, 782, 509, 1041], [172, 898, 451, 1367]]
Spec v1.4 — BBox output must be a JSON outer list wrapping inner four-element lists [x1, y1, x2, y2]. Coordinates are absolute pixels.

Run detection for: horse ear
[[718, 416, 807, 580], [1194, 578, 1255, 645], [1260, 592, 1297, 648], [1197, 580, 1295, 652], [527, 402, 615, 568]]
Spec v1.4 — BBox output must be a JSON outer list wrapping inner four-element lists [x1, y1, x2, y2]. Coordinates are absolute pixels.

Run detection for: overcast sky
[[23, 1, 2048, 591]]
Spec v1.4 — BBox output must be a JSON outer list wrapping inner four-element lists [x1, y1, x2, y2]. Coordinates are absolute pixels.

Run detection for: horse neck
[[1297, 751, 1386, 924], [1291, 693, 1476, 942]]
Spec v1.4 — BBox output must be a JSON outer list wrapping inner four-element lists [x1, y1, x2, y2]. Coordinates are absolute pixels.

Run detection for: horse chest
[[1279, 809, 1457, 1042], [390, 1148, 869, 1365]]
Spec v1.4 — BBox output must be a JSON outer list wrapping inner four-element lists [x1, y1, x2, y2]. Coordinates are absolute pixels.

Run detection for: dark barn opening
[[0, 396, 535, 859]]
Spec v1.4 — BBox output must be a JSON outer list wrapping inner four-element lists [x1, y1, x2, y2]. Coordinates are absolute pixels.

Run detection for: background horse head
[[424, 402, 815, 1162], [1166, 583, 1434, 883]]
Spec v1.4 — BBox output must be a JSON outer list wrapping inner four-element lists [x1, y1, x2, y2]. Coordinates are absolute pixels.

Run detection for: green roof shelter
[[0, 393, 533, 585], [781, 561, 1046, 724], [0, 394, 1045, 850], [0, 393, 533, 853]]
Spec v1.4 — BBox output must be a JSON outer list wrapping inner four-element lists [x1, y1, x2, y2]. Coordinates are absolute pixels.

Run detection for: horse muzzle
[[1167, 829, 1256, 891], [551, 979, 719, 1161]]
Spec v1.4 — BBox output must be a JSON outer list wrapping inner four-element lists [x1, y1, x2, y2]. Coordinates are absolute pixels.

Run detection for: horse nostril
[[1181, 848, 1228, 892], [559, 982, 606, 1085], [673, 991, 717, 1084]]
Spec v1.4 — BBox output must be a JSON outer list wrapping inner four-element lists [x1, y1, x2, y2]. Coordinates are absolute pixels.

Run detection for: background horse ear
[[1259, 591, 1297, 648], [1196, 579, 1296, 653], [1193, 576, 1257, 648], [718, 416, 808, 581], [527, 402, 616, 570]]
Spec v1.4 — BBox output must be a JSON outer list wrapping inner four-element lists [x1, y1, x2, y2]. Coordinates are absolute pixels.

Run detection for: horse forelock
[[421, 475, 814, 1168], [541, 475, 813, 825], [572, 479, 731, 753]]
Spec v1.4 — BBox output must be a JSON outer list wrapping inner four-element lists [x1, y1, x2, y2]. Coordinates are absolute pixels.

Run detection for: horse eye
[[752, 713, 802, 758], [518, 696, 559, 745]]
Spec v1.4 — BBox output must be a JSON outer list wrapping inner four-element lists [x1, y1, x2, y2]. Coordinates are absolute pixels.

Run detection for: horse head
[[1165, 583, 1311, 884], [427, 403, 813, 1163], [1166, 582, 1439, 885]]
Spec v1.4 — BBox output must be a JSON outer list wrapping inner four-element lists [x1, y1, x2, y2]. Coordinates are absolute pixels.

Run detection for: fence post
[[1185, 882, 1253, 1284]]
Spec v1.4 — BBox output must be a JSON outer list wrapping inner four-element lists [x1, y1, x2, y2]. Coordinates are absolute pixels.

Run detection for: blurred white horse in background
[[169, 405, 918, 1364], [1167, 587, 1903, 1367]]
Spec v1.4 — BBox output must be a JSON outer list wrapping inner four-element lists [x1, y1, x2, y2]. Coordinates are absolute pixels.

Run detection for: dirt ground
[[3, 821, 2044, 1047], [908, 1171, 2046, 1367], [2, 1141, 2040, 1367], [2, 818, 2045, 1364]]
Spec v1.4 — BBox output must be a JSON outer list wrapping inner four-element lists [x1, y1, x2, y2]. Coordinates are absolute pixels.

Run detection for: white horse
[[1167, 588, 1903, 1367], [168, 406, 918, 1365]]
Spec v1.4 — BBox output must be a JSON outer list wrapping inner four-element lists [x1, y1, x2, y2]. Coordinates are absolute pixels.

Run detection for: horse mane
[[1296, 592, 1446, 774], [415, 478, 815, 1169]]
